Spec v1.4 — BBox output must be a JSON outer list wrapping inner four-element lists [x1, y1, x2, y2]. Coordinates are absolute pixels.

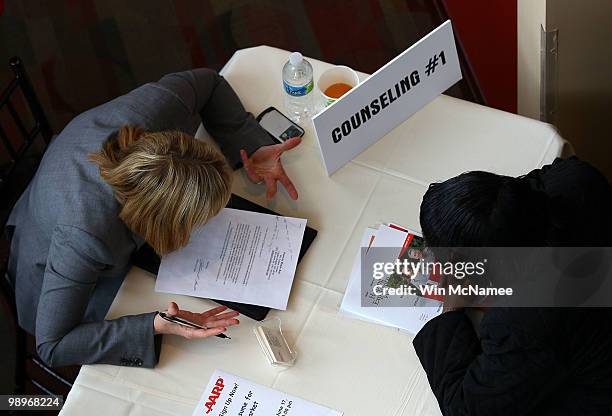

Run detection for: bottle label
[[283, 79, 313, 97]]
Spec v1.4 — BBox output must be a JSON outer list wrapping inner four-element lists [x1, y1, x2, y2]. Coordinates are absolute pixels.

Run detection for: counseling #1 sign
[[312, 20, 462, 175]]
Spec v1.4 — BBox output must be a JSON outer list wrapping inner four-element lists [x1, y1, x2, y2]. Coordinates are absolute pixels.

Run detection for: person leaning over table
[[413, 157, 612, 415], [5, 69, 302, 368]]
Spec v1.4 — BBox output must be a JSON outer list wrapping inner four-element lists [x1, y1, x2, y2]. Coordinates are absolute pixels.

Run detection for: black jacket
[[414, 308, 612, 415], [414, 158, 612, 415]]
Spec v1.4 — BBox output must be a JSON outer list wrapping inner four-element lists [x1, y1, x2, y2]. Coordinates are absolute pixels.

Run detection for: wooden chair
[[0, 57, 79, 405]]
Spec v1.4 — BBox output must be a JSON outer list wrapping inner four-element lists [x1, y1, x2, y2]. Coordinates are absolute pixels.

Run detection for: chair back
[[0, 57, 64, 395], [0, 57, 53, 230], [1, 56, 53, 278]]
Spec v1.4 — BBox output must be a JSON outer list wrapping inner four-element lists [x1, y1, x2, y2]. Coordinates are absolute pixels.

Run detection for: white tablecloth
[[60, 46, 567, 416]]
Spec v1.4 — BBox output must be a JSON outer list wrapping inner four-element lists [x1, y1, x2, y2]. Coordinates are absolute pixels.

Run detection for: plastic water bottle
[[282, 52, 314, 124]]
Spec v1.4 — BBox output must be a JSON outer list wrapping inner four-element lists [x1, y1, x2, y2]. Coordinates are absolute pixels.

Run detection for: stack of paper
[[340, 224, 443, 334], [155, 208, 307, 310]]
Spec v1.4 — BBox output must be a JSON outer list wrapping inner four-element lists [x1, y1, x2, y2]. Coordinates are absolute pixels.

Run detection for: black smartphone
[[256, 107, 305, 143]]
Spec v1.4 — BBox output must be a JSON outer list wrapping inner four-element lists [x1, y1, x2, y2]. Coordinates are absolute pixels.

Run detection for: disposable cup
[[317, 66, 360, 107]]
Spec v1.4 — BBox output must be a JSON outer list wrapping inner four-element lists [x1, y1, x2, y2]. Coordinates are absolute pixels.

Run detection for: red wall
[[444, 0, 517, 113]]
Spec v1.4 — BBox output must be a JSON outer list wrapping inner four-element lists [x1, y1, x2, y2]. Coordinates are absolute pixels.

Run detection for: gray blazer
[[6, 69, 272, 368]]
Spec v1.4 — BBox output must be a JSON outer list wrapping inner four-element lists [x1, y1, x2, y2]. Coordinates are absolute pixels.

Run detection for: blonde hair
[[89, 126, 232, 255]]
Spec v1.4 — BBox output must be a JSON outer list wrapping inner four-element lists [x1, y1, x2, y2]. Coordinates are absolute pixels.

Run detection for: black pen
[[158, 311, 231, 339]]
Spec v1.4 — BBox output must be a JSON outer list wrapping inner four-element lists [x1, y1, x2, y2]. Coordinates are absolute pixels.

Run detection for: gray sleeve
[[152, 69, 274, 169], [35, 225, 161, 368]]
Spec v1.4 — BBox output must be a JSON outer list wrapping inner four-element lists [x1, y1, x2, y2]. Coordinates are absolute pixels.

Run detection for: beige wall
[[547, 0, 612, 179], [518, 0, 612, 180], [517, 0, 546, 120]]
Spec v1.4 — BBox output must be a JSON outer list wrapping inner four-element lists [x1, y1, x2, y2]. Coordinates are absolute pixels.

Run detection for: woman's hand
[[240, 137, 302, 200], [154, 302, 239, 339]]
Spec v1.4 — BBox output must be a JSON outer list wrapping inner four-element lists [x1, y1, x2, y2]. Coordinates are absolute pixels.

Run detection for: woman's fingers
[[172, 317, 238, 339], [199, 305, 228, 318], [178, 325, 227, 340], [204, 318, 240, 329], [240, 149, 263, 183], [207, 310, 240, 321], [165, 304, 239, 335], [177, 305, 227, 321], [168, 302, 180, 315], [281, 137, 302, 151], [278, 172, 298, 200], [265, 177, 278, 199], [240, 148, 250, 168]]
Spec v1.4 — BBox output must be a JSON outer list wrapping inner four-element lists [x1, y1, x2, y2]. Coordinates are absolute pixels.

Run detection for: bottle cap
[[289, 52, 303, 66]]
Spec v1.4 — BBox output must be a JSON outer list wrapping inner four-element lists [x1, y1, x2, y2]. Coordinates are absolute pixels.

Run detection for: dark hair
[[420, 171, 549, 247]]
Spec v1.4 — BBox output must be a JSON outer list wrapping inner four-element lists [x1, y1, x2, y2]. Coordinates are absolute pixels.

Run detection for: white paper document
[[155, 208, 307, 310], [193, 370, 342, 416], [340, 225, 442, 334]]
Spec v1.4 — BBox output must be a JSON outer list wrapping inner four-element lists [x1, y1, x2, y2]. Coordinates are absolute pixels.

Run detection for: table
[[59, 46, 568, 416]]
